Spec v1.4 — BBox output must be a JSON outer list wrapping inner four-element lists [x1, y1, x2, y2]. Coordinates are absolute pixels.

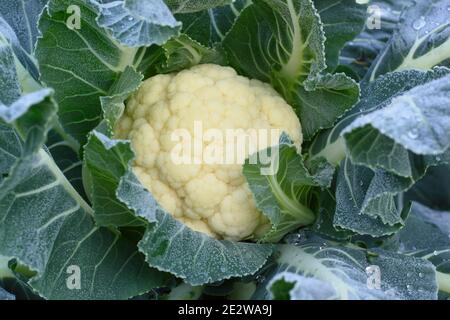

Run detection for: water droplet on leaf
[[412, 17, 426, 30], [407, 129, 419, 139]]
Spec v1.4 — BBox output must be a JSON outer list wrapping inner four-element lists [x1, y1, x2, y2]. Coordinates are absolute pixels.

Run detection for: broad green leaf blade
[[92, 0, 181, 47], [0, 39, 21, 105], [0, 88, 56, 154], [311, 189, 354, 241], [100, 66, 143, 136], [299, 73, 359, 138], [255, 243, 438, 300], [46, 128, 85, 198], [243, 134, 332, 242], [139, 211, 274, 286], [392, 203, 450, 252], [223, 0, 359, 139], [224, 0, 326, 84], [344, 72, 450, 157], [165, 0, 234, 14], [313, 0, 368, 71], [386, 203, 450, 297], [176, 0, 251, 46], [368, 0, 450, 81], [334, 158, 411, 237], [157, 34, 227, 73], [339, 0, 413, 79], [0, 0, 47, 81], [0, 79, 168, 299], [35, 0, 141, 144], [84, 131, 157, 227], [28, 210, 169, 299], [0, 0, 47, 55], [310, 67, 450, 171]]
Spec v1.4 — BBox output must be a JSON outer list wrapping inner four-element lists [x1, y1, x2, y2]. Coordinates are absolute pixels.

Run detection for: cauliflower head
[[115, 64, 302, 241]]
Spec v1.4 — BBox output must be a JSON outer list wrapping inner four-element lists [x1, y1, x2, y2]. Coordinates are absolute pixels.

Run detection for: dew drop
[[419, 272, 424, 278], [412, 17, 426, 30], [406, 284, 413, 291], [407, 128, 419, 139], [128, 16, 134, 21], [359, 181, 364, 187], [433, 250, 438, 256]]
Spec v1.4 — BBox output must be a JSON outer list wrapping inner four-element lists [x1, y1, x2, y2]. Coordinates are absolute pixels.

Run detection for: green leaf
[[387, 203, 450, 296], [0, 0, 47, 81], [311, 189, 354, 241], [139, 210, 274, 285], [223, 0, 359, 139], [165, 0, 234, 14], [92, 0, 181, 47], [313, 0, 368, 71], [334, 158, 412, 237], [0, 59, 169, 299], [0, 0, 47, 55], [101, 66, 143, 136], [176, 0, 251, 46], [0, 39, 21, 105], [368, 0, 450, 81], [339, 0, 413, 79], [84, 131, 149, 227], [345, 71, 450, 159], [35, 0, 146, 144], [46, 127, 85, 198], [157, 34, 227, 73], [310, 67, 450, 170], [254, 242, 438, 300], [243, 134, 333, 242]]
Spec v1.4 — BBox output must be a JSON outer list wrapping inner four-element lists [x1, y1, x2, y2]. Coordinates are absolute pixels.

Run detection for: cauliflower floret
[[116, 64, 303, 241]]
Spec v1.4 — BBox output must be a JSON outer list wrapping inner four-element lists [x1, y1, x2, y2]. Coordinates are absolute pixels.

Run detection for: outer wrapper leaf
[[223, 0, 359, 139], [256, 242, 438, 300], [92, 0, 181, 47], [139, 211, 274, 286], [36, 0, 173, 144], [244, 134, 333, 242], [367, 0, 450, 81], [344, 72, 450, 157], [313, 0, 368, 71], [0, 41, 169, 300]]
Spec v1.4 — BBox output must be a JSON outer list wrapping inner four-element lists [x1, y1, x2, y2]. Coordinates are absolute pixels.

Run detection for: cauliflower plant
[[115, 64, 302, 241]]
